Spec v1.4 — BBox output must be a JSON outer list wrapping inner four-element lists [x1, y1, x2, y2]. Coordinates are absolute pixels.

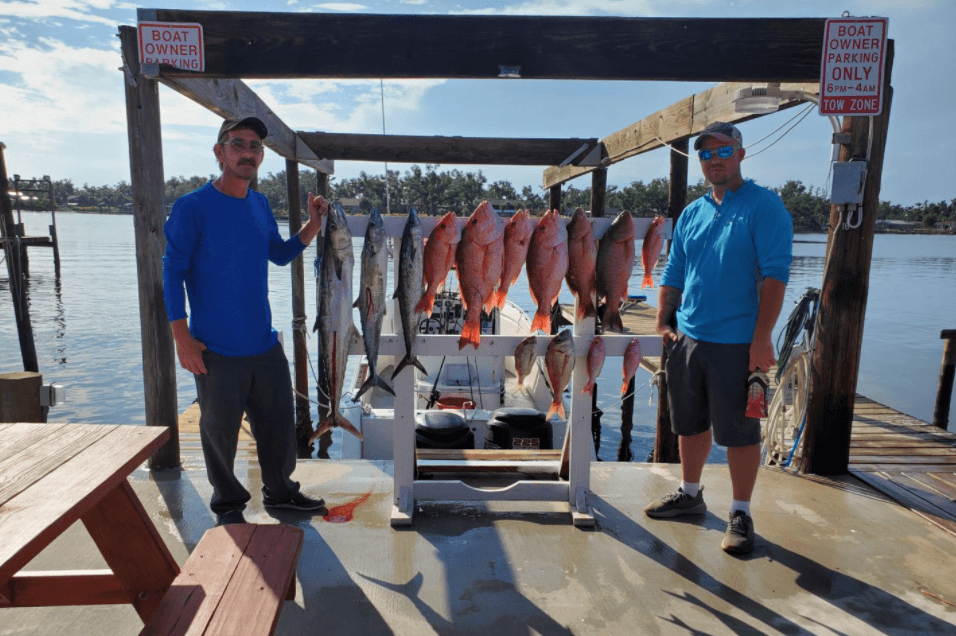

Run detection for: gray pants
[[195, 343, 299, 514]]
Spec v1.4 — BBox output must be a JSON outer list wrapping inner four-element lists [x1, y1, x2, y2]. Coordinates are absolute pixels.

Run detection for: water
[[2, 211, 954, 463]]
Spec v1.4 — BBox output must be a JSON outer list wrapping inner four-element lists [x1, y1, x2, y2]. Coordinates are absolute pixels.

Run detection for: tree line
[[9, 166, 955, 233]]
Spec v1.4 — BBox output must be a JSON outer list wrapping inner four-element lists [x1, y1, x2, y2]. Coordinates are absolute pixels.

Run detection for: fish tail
[[530, 310, 551, 334], [621, 376, 634, 397], [336, 413, 364, 441], [545, 400, 566, 420], [641, 272, 655, 289], [605, 307, 624, 333], [494, 286, 509, 310], [309, 418, 332, 444], [414, 291, 435, 316], [354, 371, 396, 401], [576, 298, 597, 321], [392, 354, 428, 380], [458, 321, 482, 350], [581, 379, 595, 396]]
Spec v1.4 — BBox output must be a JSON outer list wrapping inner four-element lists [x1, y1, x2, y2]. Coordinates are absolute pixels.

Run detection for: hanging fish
[[353, 208, 394, 401], [456, 201, 504, 349], [565, 207, 598, 321], [392, 208, 428, 379], [514, 334, 538, 388], [641, 216, 666, 290], [415, 211, 461, 315], [526, 209, 568, 334], [495, 208, 535, 310], [621, 338, 643, 397], [596, 210, 636, 333], [545, 328, 575, 420], [581, 336, 605, 396]]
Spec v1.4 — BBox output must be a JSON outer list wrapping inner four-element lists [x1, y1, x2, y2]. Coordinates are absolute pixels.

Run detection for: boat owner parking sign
[[819, 17, 888, 116], [138, 22, 204, 72]]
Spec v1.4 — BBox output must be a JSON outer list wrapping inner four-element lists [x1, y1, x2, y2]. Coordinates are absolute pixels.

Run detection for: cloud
[[0, 0, 122, 27], [315, 3, 368, 11]]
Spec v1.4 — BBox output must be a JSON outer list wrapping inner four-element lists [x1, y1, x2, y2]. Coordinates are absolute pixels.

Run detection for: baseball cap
[[693, 121, 743, 150], [217, 116, 268, 142]]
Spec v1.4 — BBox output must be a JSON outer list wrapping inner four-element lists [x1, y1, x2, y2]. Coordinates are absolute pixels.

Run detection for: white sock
[[730, 500, 751, 516], [680, 481, 700, 497]]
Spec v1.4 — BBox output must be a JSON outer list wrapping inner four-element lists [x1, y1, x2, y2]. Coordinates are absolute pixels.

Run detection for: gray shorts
[[664, 331, 761, 447]]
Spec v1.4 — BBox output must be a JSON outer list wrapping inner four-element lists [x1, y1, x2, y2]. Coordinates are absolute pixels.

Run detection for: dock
[[4, 439, 956, 635]]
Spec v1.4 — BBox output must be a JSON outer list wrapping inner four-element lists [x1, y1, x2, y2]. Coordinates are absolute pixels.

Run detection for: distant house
[[338, 198, 361, 213], [875, 219, 922, 231], [488, 199, 523, 218]]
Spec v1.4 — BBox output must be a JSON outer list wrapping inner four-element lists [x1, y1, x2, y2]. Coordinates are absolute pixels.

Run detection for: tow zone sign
[[819, 17, 888, 116], [138, 22, 204, 72]]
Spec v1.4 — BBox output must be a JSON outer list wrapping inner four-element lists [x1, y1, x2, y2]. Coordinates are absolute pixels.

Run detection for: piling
[[286, 160, 313, 446], [934, 329, 956, 430], [0, 143, 40, 373], [0, 372, 44, 423]]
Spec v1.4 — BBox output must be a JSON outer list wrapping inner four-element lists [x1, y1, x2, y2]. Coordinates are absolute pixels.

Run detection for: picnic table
[[0, 423, 179, 620]]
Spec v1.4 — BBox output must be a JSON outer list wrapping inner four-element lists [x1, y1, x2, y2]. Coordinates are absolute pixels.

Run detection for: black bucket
[[484, 407, 553, 450], [415, 410, 474, 450]]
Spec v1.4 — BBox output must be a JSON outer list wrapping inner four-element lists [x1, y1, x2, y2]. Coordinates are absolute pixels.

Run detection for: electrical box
[[831, 161, 867, 205], [39, 384, 66, 408]]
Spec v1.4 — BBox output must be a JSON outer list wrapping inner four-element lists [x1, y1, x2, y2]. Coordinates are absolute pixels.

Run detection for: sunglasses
[[221, 138, 264, 152], [698, 145, 737, 161]]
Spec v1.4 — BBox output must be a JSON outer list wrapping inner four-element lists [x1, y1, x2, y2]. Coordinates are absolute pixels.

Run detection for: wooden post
[[48, 178, 61, 276], [549, 184, 561, 214], [286, 160, 313, 446], [0, 372, 44, 423], [652, 139, 689, 463], [804, 43, 894, 476], [0, 143, 39, 373], [313, 170, 332, 457], [589, 167, 607, 217], [588, 168, 607, 457], [119, 26, 180, 469], [934, 329, 956, 430]]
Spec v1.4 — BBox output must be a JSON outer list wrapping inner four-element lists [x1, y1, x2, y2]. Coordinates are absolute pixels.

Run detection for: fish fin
[[336, 414, 364, 441], [494, 286, 510, 310], [354, 372, 396, 402], [581, 380, 594, 395], [641, 273, 655, 289], [458, 322, 481, 350], [605, 309, 624, 333], [353, 298, 359, 309], [530, 311, 551, 334], [414, 292, 435, 315], [392, 354, 428, 380], [545, 400, 565, 420], [309, 419, 332, 444], [412, 356, 428, 375]]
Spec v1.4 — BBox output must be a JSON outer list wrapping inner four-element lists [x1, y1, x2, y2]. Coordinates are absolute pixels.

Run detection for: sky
[[0, 0, 952, 208]]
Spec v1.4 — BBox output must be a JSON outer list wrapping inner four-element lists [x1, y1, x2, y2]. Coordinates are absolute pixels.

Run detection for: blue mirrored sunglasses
[[697, 145, 737, 161]]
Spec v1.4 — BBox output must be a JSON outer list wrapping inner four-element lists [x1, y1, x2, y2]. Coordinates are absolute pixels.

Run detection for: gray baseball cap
[[694, 121, 743, 150], [217, 116, 268, 142]]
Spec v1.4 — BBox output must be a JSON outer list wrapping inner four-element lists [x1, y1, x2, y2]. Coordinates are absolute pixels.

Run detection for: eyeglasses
[[221, 138, 264, 152], [697, 145, 737, 161]]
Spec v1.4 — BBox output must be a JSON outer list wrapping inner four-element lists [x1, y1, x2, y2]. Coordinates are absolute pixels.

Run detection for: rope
[[774, 288, 819, 383]]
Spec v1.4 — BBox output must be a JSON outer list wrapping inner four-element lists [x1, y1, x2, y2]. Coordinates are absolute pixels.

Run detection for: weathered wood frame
[[122, 10, 890, 483]]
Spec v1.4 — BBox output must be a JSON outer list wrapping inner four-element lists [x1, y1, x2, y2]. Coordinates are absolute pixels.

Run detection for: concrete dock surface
[[4, 452, 956, 636]]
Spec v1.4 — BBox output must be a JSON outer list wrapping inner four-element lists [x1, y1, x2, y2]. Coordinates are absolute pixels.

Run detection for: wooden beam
[[153, 76, 333, 174], [804, 43, 894, 476], [542, 81, 819, 188], [1, 571, 130, 607], [141, 11, 825, 82], [298, 132, 598, 166], [119, 26, 181, 469]]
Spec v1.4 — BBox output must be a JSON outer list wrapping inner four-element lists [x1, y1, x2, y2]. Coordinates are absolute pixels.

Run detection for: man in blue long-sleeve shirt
[[163, 117, 327, 526], [643, 122, 793, 555]]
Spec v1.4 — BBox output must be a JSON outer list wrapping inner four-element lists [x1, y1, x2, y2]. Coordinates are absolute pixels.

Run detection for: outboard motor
[[415, 410, 474, 450], [484, 408, 553, 450]]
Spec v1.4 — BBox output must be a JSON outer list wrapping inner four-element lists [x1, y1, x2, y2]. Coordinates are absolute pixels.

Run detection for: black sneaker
[[644, 487, 707, 518], [216, 509, 247, 526], [721, 510, 755, 554], [264, 491, 325, 511]]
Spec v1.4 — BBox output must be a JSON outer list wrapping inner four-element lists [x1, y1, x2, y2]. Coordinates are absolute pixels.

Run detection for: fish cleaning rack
[[343, 214, 669, 527]]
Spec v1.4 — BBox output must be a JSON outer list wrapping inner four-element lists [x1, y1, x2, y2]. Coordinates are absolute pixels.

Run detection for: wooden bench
[[139, 523, 304, 636]]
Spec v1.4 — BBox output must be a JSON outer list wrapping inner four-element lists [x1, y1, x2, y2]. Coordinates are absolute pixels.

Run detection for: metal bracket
[[558, 143, 590, 167]]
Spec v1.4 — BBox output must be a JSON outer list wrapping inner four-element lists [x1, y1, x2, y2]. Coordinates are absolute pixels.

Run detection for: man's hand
[[656, 285, 681, 344], [299, 192, 328, 246], [171, 319, 207, 374], [749, 338, 776, 373]]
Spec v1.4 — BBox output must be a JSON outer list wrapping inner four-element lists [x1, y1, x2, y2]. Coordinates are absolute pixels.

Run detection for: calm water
[[2, 211, 954, 462]]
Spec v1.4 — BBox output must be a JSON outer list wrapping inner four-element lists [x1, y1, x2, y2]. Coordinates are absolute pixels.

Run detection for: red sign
[[137, 22, 204, 72], [819, 17, 888, 116]]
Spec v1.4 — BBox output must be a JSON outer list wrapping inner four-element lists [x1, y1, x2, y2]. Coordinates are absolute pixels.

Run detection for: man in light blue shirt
[[643, 122, 793, 555]]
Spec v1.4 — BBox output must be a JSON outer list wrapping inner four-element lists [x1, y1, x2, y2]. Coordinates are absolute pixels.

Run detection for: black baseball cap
[[217, 116, 268, 142], [694, 121, 743, 150]]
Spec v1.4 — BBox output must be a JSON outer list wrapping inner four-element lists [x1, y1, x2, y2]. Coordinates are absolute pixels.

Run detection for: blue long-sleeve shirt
[[163, 182, 306, 356], [661, 180, 793, 344]]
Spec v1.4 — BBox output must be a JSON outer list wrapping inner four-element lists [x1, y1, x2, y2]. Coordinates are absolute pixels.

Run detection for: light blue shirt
[[661, 180, 793, 344]]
